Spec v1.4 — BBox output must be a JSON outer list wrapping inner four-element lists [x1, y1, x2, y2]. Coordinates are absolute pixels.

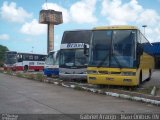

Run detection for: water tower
[[39, 9, 63, 53]]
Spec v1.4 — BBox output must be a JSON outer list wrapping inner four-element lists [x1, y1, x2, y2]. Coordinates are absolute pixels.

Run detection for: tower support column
[[47, 24, 54, 53]]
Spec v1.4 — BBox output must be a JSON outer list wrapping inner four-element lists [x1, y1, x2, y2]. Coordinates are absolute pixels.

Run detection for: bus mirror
[[84, 44, 88, 56], [140, 47, 143, 55], [137, 44, 143, 55]]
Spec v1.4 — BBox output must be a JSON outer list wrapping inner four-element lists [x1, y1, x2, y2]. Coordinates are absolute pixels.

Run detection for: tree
[[0, 45, 9, 66]]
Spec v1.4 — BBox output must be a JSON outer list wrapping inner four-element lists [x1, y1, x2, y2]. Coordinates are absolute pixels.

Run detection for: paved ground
[[0, 73, 159, 114], [142, 70, 160, 96], [142, 70, 160, 87]]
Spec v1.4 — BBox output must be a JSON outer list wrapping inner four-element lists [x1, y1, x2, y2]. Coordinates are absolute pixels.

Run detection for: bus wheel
[[47, 74, 52, 77], [97, 85, 105, 89], [35, 69, 39, 72], [146, 69, 152, 81], [24, 65, 28, 72], [138, 72, 142, 87]]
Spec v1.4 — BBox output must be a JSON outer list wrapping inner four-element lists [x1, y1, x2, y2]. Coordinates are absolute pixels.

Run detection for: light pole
[[142, 25, 147, 36], [31, 46, 34, 53]]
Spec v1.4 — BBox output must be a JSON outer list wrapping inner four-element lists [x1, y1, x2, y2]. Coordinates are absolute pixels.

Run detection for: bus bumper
[[59, 73, 87, 80], [87, 74, 138, 86], [44, 68, 59, 76]]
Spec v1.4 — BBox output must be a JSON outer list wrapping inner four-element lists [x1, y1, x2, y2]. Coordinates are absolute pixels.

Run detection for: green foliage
[[35, 73, 44, 82], [26, 74, 36, 80], [16, 73, 24, 78], [134, 86, 158, 95], [0, 45, 9, 66], [74, 86, 84, 91], [5, 70, 13, 75]]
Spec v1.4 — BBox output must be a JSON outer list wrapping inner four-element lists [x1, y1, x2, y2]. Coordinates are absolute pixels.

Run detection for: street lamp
[[142, 25, 147, 36], [31, 46, 34, 53]]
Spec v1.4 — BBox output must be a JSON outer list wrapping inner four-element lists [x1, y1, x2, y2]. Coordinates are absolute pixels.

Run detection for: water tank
[[39, 9, 63, 25]]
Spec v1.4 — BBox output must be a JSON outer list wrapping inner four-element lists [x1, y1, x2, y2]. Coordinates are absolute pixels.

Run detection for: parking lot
[[0, 72, 160, 114]]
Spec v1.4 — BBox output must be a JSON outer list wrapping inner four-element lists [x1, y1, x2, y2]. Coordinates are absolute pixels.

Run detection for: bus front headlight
[[89, 77, 96, 80], [87, 70, 98, 74], [121, 72, 136, 76], [59, 71, 66, 74]]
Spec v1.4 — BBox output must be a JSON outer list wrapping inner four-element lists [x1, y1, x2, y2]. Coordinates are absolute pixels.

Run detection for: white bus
[[59, 30, 92, 80], [44, 50, 60, 77], [4, 51, 46, 71]]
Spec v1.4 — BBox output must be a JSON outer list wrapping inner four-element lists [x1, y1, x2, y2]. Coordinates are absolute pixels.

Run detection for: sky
[[0, 0, 160, 54]]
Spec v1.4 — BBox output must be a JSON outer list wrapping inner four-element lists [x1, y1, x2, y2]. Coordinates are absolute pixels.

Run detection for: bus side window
[[41, 56, 45, 61], [29, 55, 33, 60], [18, 54, 23, 62], [34, 56, 39, 60]]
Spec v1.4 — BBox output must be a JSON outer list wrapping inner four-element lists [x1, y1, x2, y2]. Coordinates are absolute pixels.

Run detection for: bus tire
[[35, 69, 39, 72], [24, 65, 28, 72], [97, 85, 105, 89], [47, 74, 52, 77], [138, 71, 142, 87], [146, 69, 151, 81]]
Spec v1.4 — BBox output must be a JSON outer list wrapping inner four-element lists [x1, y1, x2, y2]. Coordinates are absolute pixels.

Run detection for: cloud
[[42, 3, 70, 23], [41, 0, 97, 24], [138, 9, 160, 26], [101, 0, 143, 25], [54, 35, 62, 50], [70, 0, 97, 23], [20, 19, 47, 35], [101, 0, 160, 42], [23, 38, 35, 42], [145, 27, 160, 42], [101, 0, 160, 26], [0, 34, 9, 40], [0, 1, 32, 23]]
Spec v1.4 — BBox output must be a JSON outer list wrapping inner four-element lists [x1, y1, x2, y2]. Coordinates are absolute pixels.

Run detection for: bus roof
[[64, 29, 91, 32], [18, 52, 47, 56], [6, 51, 17, 53], [49, 50, 59, 53], [6, 51, 46, 55], [61, 30, 92, 44], [93, 25, 138, 30]]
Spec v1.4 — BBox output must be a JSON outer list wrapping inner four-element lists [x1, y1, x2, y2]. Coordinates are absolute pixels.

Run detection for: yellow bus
[[87, 25, 154, 86]]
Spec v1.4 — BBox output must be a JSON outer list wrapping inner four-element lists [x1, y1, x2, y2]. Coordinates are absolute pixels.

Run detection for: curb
[[51, 80, 160, 106]]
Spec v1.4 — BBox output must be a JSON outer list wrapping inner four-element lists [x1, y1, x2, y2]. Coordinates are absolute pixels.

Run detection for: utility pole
[[31, 46, 34, 53]]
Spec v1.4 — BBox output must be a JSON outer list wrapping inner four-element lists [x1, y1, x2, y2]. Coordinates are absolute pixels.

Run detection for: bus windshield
[[89, 30, 136, 68], [60, 49, 88, 68], [62, 31, 91, 44], [45, 52, 59, 65], [5, 52, 17, 64]]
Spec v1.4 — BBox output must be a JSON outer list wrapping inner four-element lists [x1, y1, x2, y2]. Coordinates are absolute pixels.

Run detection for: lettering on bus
[[29, 62, 34, 65], [37, 62, 44, 65], [67, 43, 84, 48]]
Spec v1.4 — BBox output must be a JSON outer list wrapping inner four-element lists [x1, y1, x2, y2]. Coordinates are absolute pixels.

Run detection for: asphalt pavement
[[0, 73, 159, 114]]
